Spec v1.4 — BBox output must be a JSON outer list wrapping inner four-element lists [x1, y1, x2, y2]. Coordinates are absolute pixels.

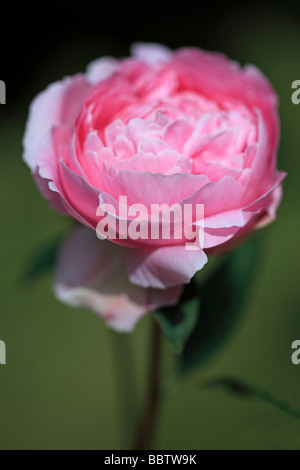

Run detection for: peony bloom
[[23, 43, 285, 330]]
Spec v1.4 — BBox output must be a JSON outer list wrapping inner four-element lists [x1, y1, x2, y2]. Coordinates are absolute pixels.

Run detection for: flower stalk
[[110, 331, 138, 449], [135, 318, 162, 450]]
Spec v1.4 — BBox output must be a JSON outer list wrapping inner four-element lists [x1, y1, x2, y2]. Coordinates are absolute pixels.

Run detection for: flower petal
[[126, 244, 208, 289], [54, 226, 182, 331], [23, 75, 90, 170]]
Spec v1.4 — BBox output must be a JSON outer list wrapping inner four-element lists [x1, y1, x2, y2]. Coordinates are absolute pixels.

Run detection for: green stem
[[135, 318, 162, 450], [110, 331, 137, 450]]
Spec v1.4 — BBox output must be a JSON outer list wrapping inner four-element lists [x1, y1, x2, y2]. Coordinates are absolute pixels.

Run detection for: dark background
[[1, 0, 300, 449], [2, 0, 300, 110]]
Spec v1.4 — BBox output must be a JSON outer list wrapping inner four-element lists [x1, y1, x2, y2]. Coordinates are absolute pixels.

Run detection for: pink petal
[[23, 75, 90, 170], [58, 161, 100, 227], [163, 119, 194, 152], [86, 57, 119, 84], [110, 150, 191, 175], [54, 225, 182, 332], [98, 170, 210, 208], [126, 244, 208, 289], [130, 42, 171, 67]]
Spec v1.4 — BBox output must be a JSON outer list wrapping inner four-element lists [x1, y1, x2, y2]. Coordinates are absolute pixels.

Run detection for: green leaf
[[179, 234, 262, 374], [202, 376, 300, 421], [155, 296, 200, 353], [22, 234, 65, 283]]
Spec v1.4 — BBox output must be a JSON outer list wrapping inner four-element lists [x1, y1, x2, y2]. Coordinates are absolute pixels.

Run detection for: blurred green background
[[1, 1, 300, 450]]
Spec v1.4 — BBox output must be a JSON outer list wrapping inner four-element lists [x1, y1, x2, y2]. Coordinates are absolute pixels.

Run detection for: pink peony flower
[[23, 43, 285, 330]]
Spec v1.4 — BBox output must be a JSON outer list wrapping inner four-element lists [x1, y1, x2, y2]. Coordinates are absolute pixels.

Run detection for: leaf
[[22, 234, 65, 283], [179, 234, 262, 374], [202, 376, 300, 421], [155, 295, 200, 353]]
